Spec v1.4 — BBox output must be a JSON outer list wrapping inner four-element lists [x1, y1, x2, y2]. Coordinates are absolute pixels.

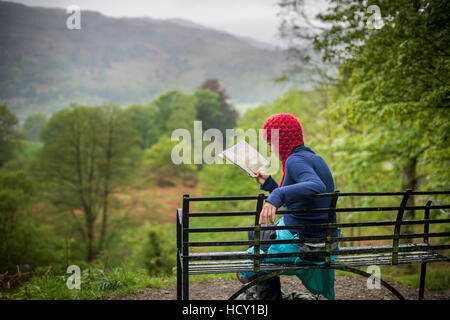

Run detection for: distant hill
[[166, 18, 277, 51], [0, 1, 291, 115]]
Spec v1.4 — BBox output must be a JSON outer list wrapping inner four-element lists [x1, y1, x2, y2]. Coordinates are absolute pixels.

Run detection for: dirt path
[[111, 275, 449, 300]]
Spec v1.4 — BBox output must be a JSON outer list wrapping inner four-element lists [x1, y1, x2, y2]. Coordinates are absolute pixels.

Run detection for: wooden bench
[[176, 190, 450, 300]]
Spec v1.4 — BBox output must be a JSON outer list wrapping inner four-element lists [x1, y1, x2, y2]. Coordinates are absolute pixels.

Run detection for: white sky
[[7, 0, 328, 46]]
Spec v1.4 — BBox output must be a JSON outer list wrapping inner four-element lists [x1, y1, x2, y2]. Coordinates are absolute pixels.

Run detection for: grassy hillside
[[0, 1, 290, 114]]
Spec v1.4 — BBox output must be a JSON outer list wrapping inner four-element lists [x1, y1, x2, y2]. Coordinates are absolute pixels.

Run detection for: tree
[[194, 89, 222, 130], [278, 0, 450, 233], [144, 136, 197, 187], [122, 103, 159, 149], [0, 170, 62, 273], [197, 79, 238, 133], [150, 90, 197, 139], [22, 113, 47, 142], [0, 170, 33, 271], [0, 102, 22, 166], [39, 104, 141, 261]]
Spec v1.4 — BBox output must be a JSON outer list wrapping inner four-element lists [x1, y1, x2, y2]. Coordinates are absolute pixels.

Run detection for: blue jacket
[[261, 145, 338, 239]]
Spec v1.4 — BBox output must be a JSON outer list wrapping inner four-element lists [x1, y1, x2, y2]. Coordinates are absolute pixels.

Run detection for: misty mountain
[[166, 18, 277, 51], [0, 1, 290, 114]]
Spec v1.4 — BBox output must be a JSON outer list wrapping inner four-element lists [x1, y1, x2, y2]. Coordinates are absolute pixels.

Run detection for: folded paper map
[[218, 140, 270, 177]]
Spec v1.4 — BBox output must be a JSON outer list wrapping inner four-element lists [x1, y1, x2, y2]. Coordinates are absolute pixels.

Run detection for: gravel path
[[111, 275, 450, 300]]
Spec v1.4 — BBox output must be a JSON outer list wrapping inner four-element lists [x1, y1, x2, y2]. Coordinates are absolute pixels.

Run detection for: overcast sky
[[7, 0, 328, 46]]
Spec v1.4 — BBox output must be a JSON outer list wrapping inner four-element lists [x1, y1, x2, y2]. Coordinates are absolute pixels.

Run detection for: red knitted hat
[[262, 113, 304, 187]]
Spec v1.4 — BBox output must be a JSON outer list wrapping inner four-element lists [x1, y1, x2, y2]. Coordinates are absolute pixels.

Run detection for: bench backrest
[[177, 190, 450, 272]]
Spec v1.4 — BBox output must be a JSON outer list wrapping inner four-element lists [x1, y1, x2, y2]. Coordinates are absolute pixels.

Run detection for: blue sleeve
[[260, 176, 278, 193], [265, 156, 326, 208]]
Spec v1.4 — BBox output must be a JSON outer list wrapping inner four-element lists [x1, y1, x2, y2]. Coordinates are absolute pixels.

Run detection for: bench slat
[[187, 232, 450, 247], [188, 252, 449, 275], [187, 218, 450, 233], [187, 243, 450, 261]]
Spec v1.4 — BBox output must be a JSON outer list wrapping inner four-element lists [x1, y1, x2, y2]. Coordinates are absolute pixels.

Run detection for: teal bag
[[244, 217, 339, 300]]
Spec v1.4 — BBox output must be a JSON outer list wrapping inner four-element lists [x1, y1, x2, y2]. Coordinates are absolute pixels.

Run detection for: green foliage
[[121, 103, 159, 149], [144, 136, 197, 187], [0, 169, 33, 195], [194, 89, 222, 130], [3, 266, 165, 300], [142, 228, 176, 276], [320, 0, 449, 189], [38, 103, 142, 261], [22, 113, 47, 142], [104, 223, 177, 277], [380, 264, 450, 292], [279, 0, 450, 192], [122, 90, 197, 151], [198, 164, 260, 211], [196, 79, 238, 135], [15, 140, 43, 160], [0, 102, 22, 166], [0, 170, 64, 273], [151, 90, 197, 136]]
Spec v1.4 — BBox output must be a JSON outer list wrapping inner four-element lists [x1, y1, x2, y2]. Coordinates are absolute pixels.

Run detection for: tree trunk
[[86, 211, 96, 262], [99, 122, 113, 252]]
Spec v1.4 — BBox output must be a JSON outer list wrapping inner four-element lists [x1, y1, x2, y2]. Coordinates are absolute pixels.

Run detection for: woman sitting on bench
[[237, 113, 339, 300]]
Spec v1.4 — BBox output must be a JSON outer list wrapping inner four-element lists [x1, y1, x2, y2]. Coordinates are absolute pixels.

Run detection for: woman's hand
[[259, 202, 277, 225], [254, 170, 269, 185]]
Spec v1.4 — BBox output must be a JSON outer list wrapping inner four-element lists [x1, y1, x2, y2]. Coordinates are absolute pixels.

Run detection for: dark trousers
[[256, 272, 282, 300]]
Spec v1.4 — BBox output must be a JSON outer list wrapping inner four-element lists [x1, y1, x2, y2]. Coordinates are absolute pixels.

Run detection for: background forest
[[0, 0, 449, 299]]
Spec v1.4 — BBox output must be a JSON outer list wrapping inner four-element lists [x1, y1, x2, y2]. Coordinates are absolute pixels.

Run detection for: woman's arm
[[254, 170, 278, 193], [260, 175, 279, 192], [254, 170, 279, 225], [265, 157, 326, 209]]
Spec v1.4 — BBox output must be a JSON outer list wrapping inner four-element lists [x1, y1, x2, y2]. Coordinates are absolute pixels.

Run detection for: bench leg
[[177, 251, 182, 300], [419, 262, 427, 300], [182, 259, 189, 300]]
